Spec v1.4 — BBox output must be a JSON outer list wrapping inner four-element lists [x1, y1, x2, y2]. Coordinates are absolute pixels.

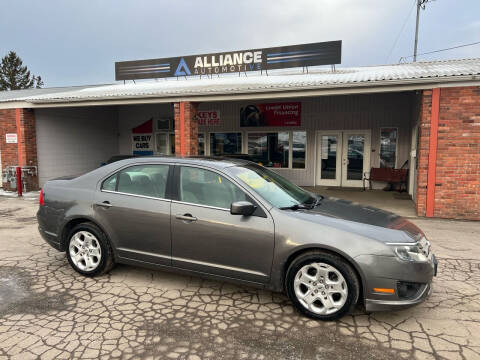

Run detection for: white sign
[[6, 133, 18, 144], [196, 110, 220, 126], [132, 133, 153, 154]]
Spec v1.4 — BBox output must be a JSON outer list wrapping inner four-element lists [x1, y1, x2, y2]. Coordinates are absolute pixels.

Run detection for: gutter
[[0, 74, 478, 109]]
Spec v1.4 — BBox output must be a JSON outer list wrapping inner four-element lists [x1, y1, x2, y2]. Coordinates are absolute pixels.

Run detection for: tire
[[66, 222, 115, 277], [285, 250, 360, 321]]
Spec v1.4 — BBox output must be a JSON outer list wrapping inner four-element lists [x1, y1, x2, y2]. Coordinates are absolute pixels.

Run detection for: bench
[[363, 167, 408, 192]]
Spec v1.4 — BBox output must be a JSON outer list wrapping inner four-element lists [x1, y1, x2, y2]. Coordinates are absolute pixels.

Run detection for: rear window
[[101, 165, 170, 199]]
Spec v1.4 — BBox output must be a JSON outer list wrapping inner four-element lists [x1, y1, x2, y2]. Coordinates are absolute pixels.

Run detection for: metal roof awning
[[0, 58, 479, 109]]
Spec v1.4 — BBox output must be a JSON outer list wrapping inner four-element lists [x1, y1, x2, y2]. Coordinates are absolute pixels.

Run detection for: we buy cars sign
[[196, 110, 220, 126]]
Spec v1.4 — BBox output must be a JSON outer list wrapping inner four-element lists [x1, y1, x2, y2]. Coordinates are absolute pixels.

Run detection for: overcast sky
[[1, 0, 479, 87]]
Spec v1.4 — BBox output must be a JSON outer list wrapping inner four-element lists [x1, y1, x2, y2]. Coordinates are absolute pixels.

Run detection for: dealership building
[[0, 42, 479, 220]]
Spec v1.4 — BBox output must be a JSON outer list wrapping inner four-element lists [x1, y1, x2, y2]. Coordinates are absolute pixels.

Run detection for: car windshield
[[227, 164, 317, 209]]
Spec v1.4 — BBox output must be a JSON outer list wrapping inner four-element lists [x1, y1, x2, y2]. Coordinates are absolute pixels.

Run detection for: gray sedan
[[37, 157, 437, 320]]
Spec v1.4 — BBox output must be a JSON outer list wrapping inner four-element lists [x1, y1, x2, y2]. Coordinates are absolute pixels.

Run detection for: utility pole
[[413, 0, 433, 62]]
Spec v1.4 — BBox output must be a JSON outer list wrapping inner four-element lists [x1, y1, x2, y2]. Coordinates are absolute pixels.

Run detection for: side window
[[103, 164, 170, 198], [179, 167, 248, 209], [102, 173, 117, 191]]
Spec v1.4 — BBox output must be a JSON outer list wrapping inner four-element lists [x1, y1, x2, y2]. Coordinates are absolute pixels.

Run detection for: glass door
[[316, 131, 342, 186], [316, 130, 371, 188], [156, 132, 175, 155], [341, 130, 371, 187]]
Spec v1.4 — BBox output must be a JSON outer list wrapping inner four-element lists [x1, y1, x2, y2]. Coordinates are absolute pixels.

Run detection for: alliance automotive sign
[[115, 41, 341, 80]]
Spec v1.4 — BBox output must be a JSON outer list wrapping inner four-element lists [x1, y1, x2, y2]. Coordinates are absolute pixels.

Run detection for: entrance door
[[316, 130, 371, 187]]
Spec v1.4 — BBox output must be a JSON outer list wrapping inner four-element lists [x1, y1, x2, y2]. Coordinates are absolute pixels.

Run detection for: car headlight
[[392, 244, 428, 262]]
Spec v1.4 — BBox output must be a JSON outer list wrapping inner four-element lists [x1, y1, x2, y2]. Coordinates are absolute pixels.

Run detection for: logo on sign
[[174, 58, 191, 76]]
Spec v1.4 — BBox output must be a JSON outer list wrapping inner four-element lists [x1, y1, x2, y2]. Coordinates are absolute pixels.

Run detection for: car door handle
[[96, 201, 112, 208], [175, 214, 197, 222]]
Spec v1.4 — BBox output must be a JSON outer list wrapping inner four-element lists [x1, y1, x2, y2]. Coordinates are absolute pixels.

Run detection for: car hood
[[305, 195, 423, 240]]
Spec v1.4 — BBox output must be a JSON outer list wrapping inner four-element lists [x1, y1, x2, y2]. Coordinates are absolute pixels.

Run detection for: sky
[[1, 0, 479, 87]]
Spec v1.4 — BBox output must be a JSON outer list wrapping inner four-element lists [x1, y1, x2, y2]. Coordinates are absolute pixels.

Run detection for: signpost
[[116, 41, 342, 80]]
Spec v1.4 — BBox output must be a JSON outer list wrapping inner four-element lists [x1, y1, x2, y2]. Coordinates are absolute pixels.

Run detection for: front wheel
[[66, 222, 114, 277], [285, 251, 360, 320]]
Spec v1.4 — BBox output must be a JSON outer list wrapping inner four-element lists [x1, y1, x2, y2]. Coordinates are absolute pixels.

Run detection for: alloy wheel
[[69, 231, 102, 272], [293, 262, 348, 315]]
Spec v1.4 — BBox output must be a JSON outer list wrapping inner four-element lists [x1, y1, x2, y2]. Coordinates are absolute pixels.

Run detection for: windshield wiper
[[279, 204, 311, 210], [299, 195, 324, 209]]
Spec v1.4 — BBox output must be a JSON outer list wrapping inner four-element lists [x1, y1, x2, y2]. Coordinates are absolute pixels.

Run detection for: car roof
[[120, 155, 254, 169]]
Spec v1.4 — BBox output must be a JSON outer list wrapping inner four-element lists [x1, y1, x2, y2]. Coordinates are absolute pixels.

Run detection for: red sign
[[240, 102, 301, 127], [132, 118, 153, 133], [196, 110, 220, 126]]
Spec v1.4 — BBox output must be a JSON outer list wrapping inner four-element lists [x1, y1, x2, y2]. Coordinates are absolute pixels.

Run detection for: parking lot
[[0, 196, 479, 360]]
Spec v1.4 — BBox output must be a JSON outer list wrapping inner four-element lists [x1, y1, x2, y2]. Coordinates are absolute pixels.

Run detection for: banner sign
[[240, 102, 301, 127], [196, 110, 220, 126], [132, 119, 153, 155], [132, 134, 153, 155], [115, 41, 341, 80]]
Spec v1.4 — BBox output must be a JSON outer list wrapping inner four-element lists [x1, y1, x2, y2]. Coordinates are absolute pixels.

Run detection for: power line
[[400, 40, 480, 62], [385, 0, 417, 63]]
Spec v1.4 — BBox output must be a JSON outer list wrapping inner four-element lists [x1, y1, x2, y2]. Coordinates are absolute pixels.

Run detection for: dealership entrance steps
[[303, 187, 416, 218]]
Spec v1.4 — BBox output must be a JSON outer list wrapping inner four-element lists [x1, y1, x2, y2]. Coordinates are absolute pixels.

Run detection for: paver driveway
[[0, 196, 479, 360]]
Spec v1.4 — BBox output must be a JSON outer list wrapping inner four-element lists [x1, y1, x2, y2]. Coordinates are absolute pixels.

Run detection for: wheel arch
[[282, 246, 366, 305], [60, 217, 114, 257]]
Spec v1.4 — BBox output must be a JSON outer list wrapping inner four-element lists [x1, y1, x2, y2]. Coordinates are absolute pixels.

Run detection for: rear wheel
[[66, 222, 114, 276], [286, 250, 359, 320]]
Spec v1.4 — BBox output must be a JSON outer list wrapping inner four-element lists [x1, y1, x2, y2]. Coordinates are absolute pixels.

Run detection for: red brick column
[[174, 102, 198, 156], [416, 90, 432, 217], [416, 86, 480, 220], [0, 108, 39, 191]]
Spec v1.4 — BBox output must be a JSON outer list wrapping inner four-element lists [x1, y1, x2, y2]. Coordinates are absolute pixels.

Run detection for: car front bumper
[[365, 281, 433, 311], [356, 253, 437, 312]]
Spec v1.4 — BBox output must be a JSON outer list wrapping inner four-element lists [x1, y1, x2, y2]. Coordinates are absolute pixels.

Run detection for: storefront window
[[248, 132, 289, 168], [156, 133, 169, 154], [292, 131, 306, 168], [198, 133, 205, 155], [380, 128, 397, 168], [210, 133, 242, 155]]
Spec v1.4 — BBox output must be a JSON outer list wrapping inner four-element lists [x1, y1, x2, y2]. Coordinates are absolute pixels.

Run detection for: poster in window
[[240, 102, 301, 127], [132, 119, 154, 155]]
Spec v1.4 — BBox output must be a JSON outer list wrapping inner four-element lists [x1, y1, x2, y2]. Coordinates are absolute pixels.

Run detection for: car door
[[94, 163, 172, 266], [171, 165, 275, 284]]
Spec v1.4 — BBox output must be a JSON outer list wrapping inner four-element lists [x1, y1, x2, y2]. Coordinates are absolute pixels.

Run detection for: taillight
[[39, 188, 45, 206]]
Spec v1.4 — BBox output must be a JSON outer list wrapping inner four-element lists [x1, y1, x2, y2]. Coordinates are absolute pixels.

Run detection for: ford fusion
[[37, 157, 437, 320]]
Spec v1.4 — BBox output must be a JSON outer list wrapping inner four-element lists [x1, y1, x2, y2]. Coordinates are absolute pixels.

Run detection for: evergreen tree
[[0, 51, 44, 90]]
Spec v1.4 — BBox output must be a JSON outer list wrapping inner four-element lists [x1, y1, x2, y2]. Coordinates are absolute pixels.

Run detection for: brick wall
[[174, 102, 198, 156], [416, 86, 480, 220], [0, 108, 39, 191], [0, 109, 17, 189]]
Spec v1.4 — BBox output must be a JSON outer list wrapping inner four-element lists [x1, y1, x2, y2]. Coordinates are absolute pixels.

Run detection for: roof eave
[[0, 74, 478, 109]]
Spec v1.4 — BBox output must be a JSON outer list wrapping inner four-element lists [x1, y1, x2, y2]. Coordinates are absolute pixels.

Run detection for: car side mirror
[[230, 201, 256, 216]]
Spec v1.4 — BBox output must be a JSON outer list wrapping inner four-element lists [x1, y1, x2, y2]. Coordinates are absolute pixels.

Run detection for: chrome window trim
[[101, 189, 171, 203], [171, 199, 229, 212]]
